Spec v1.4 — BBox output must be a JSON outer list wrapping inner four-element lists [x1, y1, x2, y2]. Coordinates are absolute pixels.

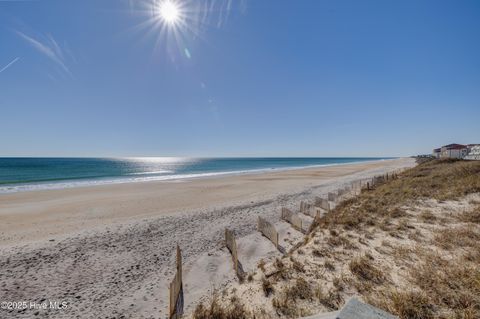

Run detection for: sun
[[157, 0, 180, 25]]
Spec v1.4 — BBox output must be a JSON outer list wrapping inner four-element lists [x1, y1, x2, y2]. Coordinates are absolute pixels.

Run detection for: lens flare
[[129, 0, 238, 60], [157, 0, 180, 25]]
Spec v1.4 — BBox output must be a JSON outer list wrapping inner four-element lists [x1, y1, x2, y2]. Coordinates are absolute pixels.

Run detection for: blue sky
[[1, 0, 479, 157]]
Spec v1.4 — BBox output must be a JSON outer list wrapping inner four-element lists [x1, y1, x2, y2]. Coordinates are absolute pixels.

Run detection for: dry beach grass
[[194, 159, 480, 319]]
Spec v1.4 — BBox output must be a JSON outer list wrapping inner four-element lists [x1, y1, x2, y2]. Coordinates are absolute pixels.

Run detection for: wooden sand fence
[[315, 197, 330, 212], [257, 216, 279, 249], [365, 170, 402, 191], [300, 201, 306, 214], [328, 192, 337, 202], [351, 180, 362, 195], [384, 171, 399, 181], [300, 201, 322, 218], [311, 206, 322, 219], [337, 188, 346, 198], [300, 201, 310, 215], [225, 228, 244, 281], [169, 245, 183, 319], [341, 185, 354, 199], [373, 175, 385, 185], [281, 207, 304, 233]]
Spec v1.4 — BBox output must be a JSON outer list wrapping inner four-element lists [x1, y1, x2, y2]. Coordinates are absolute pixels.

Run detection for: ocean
[[0, 157, 392, 193]]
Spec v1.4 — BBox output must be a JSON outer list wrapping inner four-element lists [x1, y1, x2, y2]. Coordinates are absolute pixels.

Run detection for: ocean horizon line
[[0, 156, 399, 159], [0, 157, 397, 194]]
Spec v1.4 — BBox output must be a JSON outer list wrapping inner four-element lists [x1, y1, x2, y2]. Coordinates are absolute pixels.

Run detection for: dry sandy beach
[[0, 158, 415, 319]]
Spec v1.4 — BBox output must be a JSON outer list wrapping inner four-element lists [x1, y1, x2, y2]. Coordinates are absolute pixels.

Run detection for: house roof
[[433, 148, 441, 152], [442, 143, 467, 150]]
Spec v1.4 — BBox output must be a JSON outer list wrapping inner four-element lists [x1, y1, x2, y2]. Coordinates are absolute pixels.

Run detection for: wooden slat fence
[[281, 207, 304, 233], [225, 228, 244, 281], [351, 180, 362, 194], [315, 197, 330, 211], [300, 201, 306, 214], [328, 192, 337, 202], [257, 216, 279, 249], [169, 245, 183, 319], [301, 201, 322, 218]]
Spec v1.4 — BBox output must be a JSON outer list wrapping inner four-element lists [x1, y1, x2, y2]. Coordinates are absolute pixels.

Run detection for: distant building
[[467, 144, 480, 150], [440, 144, 468, 159], [465, 145, 480, 160], [432, 143, 480, 160]]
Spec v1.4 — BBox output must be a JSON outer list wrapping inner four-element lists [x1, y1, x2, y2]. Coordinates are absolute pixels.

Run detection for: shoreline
[[0, 158, 412, 248], [0, 157, 416, 319], [0, 158, 395, 194]]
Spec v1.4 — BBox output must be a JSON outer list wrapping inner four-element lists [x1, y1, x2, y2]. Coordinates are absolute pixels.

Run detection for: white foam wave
[[0, 159, 387, 194], [128, 170, 173, 175]]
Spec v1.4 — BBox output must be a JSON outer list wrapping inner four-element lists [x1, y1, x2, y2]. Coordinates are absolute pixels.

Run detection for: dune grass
[[312, 159, 480, 318], [313, 159, 480, 231], [191, 159, 480, 319], [302, 159, 480, 318], [193, 293, 250, 319]]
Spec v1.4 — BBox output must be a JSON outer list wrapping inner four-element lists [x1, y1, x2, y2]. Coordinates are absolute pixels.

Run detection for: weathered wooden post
[[318, 197, 330, 212], [281, 207, 304, 233], [225, 228, 244, 281], [258, 216, 279, 250], [169, 245, 183, 319], [328, 192, 336, 202]]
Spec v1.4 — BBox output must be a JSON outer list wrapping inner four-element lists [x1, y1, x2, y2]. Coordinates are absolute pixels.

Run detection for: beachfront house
[[432, 148, 441, 159], [439, 144, 468, 159], [465, 145, 480, 160]]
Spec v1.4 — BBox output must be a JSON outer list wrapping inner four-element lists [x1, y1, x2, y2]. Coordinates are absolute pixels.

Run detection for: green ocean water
[[0, 157, 392, 193]]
